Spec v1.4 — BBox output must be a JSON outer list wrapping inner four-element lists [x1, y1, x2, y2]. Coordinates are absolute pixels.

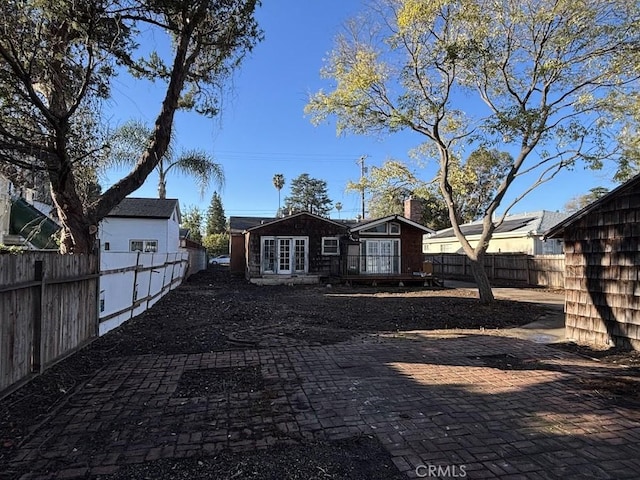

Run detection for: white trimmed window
[[322, 237, 340, 255], [130, 240, 158, 252]]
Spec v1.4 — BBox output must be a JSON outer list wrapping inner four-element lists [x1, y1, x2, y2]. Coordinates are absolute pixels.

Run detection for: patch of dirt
[[550, 342, 640, 404], [551, 341, 640, 367], [95, 436, 405, 480], [0, 266, 563, 475], [174, 366, 265, 398], [470, 353, 564, 372]]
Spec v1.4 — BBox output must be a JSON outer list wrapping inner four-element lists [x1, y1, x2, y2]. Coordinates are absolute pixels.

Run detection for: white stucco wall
[[99, 214, 180, 253]]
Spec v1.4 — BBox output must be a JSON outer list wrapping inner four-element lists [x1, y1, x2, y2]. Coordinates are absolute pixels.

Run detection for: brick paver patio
[[9, 331, 640, 479]]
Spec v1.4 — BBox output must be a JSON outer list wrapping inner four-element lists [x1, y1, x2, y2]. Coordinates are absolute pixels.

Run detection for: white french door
[[262, 237, 308, 274], [278, 238, 292, 274], [362, 239, 400, 274]]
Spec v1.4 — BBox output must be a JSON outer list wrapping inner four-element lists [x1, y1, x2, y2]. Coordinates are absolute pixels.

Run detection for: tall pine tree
[[283, 173, 332, 216], [206, 192, 226, 235]]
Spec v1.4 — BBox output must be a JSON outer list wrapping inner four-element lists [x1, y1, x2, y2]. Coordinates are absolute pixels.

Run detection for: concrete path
[[445, 281, 567, 345], [9, 331, 640, 479]]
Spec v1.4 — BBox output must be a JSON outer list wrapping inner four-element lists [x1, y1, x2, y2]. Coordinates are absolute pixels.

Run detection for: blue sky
[[102, 0, 618, 222]]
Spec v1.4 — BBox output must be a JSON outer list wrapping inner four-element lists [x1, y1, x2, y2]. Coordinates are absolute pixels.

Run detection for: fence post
[[131, 252, 141, 320], [32, 260, 44, 373], [491, 255, 496, 280]]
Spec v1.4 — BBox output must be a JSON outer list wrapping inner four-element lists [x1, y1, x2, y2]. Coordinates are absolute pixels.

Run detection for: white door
[[278, 238, 292, 274], [363, 240, 398, 274]]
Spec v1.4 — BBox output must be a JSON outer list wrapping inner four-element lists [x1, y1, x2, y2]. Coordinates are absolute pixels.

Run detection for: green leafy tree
[[564, 187, 610, 213], [181, 206, 203, 244], [202, 232, 229, 255], [283, 173, 332, 216], [272, 173, 285, 214], [109, 120, 224, 199], [306, 0, 639, 302], [348, 156, 504, 229], [205, 191, 226, 235], [0, 0, 262, 253]]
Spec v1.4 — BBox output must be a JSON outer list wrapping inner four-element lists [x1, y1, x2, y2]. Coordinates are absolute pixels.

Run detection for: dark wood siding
[[246, 215, 348, 278], [229, 233, 246, 276], [563, 187, 640, 349]]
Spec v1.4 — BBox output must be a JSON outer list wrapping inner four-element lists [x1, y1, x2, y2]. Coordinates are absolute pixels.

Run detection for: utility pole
[[357, 155, 367, 219]]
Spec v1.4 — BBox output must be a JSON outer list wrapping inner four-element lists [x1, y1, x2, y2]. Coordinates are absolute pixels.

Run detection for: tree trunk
[[50, 173, 97, 254], [469, 255, 494, 304], [158, 180, 167, 199]]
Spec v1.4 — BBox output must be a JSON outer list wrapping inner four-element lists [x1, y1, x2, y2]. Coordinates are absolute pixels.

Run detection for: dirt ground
[[1, 266, 638, 479]]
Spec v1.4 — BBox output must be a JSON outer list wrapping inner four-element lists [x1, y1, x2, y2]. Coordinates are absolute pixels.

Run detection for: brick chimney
[[404, 196, 423, 224]]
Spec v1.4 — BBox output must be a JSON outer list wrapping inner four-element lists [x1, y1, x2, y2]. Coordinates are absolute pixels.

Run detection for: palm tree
[[109, 120, 224, 199], [335, 202, 343, 218], [272, 173, 285, 214]]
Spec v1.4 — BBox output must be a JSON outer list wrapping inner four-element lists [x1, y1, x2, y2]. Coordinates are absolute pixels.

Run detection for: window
[[322, 237, 340, 255], [360, 222, 401, 235], [361, 223, 387, 234], [104, 242, 110, 251], [130, 240, 158, 252]]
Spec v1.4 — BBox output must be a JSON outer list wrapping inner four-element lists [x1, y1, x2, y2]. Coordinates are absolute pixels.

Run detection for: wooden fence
[[424, 253, 565, 288], [1, 250, 189, 396], [0, 252, 98, 394]]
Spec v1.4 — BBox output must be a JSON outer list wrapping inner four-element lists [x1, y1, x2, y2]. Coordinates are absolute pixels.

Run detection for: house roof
[[350, 214, 435, 233], [229, 216, 275, 233], [426, 210, 570, 240], [106, 198, 180, 220], [245, 211, 350, 232], [545, 173, 640, 239]]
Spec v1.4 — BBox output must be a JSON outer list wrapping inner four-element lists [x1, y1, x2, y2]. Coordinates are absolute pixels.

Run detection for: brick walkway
[[10, 331, 640, 479]]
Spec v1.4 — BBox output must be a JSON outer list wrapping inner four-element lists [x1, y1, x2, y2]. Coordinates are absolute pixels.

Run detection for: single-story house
[[545, 174, 640, 350], [99, 197, 181, 253], [423, 210, 569, 255], [243, 212, 350, 285], [231, 212, 434, 285]]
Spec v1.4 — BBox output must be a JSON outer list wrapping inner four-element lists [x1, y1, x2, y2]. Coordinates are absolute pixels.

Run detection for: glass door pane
[[294, 239, 306, 272], [263, 239, 276, 273], [278, 239, 292, 273]]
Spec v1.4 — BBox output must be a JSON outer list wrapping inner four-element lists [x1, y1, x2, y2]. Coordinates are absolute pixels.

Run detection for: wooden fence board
[[1, 252, 98, 394]]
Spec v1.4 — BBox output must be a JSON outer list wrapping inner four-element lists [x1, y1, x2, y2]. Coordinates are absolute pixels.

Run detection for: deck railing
[[341, 255, 402, 276]]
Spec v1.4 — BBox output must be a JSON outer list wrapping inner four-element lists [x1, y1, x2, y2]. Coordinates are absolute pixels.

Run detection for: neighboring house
[[232, 212, 434, 285], [0, 175, 60, 249], [545, 174, 640, 350], [99, 197, 181, 253], [423, 210, 568, 255]]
